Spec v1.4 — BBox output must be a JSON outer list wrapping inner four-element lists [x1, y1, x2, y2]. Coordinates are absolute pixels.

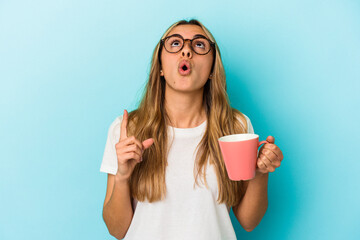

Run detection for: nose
[[181, 40, 193, 58]]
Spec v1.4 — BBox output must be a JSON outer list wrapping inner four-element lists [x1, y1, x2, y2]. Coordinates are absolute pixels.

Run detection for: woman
[[100, 19, 284, 240]]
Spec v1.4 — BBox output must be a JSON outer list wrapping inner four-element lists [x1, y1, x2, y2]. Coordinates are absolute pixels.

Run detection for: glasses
[[160, 34, 215, 55]]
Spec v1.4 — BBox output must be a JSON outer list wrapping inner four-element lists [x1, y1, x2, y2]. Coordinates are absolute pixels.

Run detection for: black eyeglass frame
[[160, 34, 216, 55]]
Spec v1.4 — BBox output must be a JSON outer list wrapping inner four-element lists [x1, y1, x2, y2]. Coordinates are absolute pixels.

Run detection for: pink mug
[[218, 134, 269, 181]]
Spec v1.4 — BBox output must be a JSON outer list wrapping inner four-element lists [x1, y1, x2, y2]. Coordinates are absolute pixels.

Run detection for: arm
[[233, 135, 283, 231], [232, 172, 269, 232], [102, 110, 154, 239], [102, 174, 134, 239]]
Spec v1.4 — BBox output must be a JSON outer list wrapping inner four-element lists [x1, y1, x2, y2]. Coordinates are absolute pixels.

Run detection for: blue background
[[1, 0, 359, 239]]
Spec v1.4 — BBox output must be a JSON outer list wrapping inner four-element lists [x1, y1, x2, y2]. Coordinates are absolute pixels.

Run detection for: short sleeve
[[236, 113, 254, 134], [243, 114, 254, 134], [100, 115, 123, 175]]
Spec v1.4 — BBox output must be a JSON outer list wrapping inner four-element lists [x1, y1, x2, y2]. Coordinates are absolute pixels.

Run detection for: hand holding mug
[[256, 136, 284, 174], [218, 133, 284, 180], [115, 109, 154, 180]]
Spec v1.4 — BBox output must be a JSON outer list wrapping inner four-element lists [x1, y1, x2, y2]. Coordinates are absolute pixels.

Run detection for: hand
[[115, 109, 154, 179], [256, 136, 284, 174]]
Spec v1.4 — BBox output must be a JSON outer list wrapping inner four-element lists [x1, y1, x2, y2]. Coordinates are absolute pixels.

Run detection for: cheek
[[198, 59, 213, 77], [161, 53, 176, 73], [198, 55, 213, 73]]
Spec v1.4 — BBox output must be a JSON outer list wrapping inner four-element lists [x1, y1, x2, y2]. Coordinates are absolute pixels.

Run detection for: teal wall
[[1, 0, 359, 239]]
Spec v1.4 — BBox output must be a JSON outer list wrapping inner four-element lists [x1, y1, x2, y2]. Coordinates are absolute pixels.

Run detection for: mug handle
[[258, 140, 269, 148]]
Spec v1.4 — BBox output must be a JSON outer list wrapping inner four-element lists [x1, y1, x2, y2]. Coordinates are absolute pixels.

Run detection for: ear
[[160, 70, 164, 76]]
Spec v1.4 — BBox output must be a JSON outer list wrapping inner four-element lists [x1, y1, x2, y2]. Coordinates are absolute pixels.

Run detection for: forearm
[[234, 172, 269, 232], [103, 175, 133, 239]]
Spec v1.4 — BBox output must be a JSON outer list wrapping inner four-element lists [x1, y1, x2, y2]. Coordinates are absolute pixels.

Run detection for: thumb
[[267, 136, 275, 143], [142, 138, 154, 150]]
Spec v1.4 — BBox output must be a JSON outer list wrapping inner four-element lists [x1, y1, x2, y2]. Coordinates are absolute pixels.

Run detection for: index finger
[[120, 109, 128, 141]]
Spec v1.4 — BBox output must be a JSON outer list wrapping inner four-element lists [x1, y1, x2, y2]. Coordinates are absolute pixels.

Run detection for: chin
[[176, 85, 204, 93]]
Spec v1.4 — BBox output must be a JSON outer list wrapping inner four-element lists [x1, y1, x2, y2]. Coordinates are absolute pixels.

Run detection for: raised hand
[[115, 109, 154, 180]]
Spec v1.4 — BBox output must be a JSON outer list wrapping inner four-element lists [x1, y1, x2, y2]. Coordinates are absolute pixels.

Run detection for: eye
[[171, 40, 181, 47], [194, 40, 206, 48]]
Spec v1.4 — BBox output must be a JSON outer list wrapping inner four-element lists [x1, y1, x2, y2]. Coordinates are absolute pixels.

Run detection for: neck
[[164, 86, 207, 128]]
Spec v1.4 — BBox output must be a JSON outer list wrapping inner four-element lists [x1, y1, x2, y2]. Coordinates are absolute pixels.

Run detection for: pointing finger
[[120, 109, 128, 141], [119, 136, 143, 152]]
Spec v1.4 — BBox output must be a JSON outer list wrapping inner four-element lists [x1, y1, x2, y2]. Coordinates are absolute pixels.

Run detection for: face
[[160, 24, 214, 93]]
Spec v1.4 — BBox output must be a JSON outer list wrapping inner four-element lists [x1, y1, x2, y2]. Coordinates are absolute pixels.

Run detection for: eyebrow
[[192, 34, 207, 39]]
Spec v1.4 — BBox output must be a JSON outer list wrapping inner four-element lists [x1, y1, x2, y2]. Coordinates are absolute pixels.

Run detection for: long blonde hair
[[127, 19, 249, 207]]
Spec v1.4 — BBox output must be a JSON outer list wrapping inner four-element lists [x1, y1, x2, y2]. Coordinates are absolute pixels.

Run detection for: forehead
[[167, 24, 207, 39]]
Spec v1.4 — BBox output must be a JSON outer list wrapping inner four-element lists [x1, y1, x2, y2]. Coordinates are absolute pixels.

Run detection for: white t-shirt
[[100, 114, 254, 240]]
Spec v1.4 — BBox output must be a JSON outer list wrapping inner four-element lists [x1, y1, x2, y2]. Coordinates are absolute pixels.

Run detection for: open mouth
[[178, 60, 191, 76]]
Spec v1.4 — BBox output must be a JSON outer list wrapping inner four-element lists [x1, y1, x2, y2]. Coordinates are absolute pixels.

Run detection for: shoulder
[[107, 115, 124, 141], [242, 113, 251, 126], [108, 115, 123, 131], [233, 110, 253, 134], [233, 110, 250, 126]]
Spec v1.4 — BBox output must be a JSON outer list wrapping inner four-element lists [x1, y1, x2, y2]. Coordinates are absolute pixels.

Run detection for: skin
[[257, 136, 284, 175]]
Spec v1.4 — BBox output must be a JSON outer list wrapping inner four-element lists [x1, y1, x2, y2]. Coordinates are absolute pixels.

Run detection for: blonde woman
[[100, 19, 284, 240]]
